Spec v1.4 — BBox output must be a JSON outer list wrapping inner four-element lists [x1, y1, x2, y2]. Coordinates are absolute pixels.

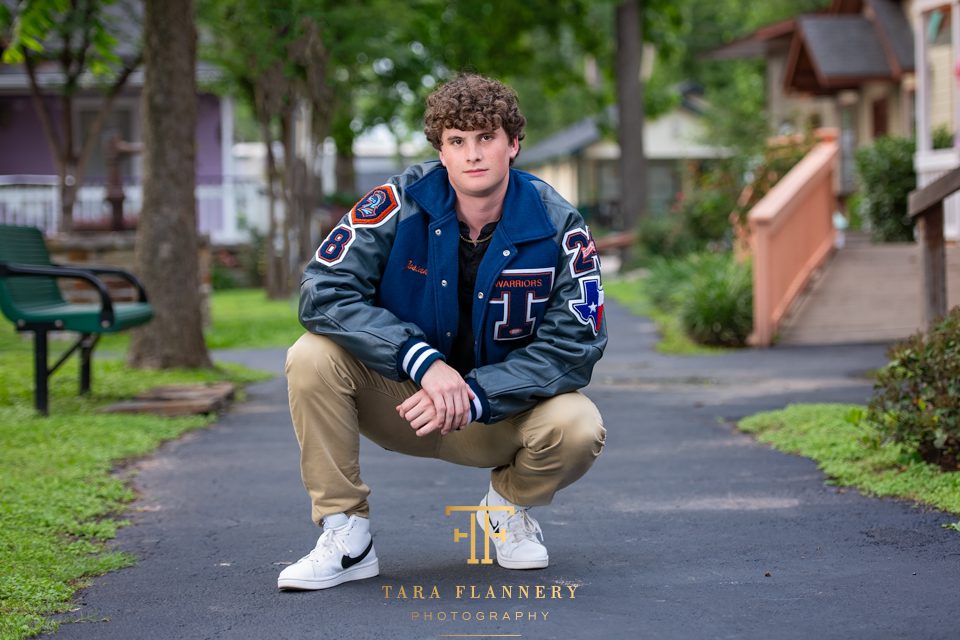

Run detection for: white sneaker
[[477, 486, 549, 570], [277, 513, 379, 590]]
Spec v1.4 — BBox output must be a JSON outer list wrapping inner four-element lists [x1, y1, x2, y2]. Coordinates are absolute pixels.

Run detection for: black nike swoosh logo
[[341, 539, 373, 569]]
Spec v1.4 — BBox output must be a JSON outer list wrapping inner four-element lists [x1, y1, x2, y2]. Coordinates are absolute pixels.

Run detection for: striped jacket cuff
[[466, 378, 490, 424], [399, 339, 444, 385]]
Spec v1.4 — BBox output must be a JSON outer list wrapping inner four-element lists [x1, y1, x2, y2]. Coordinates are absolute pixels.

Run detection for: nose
[[465, 138, 483, 162]]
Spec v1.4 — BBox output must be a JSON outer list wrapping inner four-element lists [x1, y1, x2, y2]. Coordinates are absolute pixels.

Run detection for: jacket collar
[[406, 163, 555, 244]]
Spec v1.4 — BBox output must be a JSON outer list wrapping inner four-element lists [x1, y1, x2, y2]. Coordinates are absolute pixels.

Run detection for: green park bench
[[0, 225, 154, 415]]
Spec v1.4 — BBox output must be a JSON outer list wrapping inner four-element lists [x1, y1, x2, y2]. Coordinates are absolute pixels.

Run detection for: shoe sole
[[277, 557, 380, 591], [496, 556, 549, 570]]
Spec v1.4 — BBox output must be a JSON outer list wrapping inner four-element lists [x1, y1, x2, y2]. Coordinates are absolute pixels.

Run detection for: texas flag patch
[[569, 277, 605, 335], [350, 184, 400, 227]]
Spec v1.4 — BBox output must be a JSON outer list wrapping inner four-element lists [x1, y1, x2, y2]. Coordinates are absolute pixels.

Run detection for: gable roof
[[516, 116, 603, 168], [789, 16, 892, 91], [706, 19, 796, 60], [868, 0, 914, 75], [710, 0, 912, 94]]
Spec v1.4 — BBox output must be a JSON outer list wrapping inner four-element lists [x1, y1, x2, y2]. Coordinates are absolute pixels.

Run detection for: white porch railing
[[915, 150, 960, 242], [0, 175, 274, 245]]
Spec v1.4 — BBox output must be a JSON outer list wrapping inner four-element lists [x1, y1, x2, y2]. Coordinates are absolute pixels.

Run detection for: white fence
[[0, 175, 273, 245]]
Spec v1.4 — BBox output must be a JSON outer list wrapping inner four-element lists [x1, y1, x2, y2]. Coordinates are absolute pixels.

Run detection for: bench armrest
[[0, 262, 117, 329], [56, 263, 149, 303]]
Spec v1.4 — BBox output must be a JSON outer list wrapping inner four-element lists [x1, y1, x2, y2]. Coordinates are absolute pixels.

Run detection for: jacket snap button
[[446, 331, 452, 337], [441, 279, 448, 287], [434, 229, 442, 236], [503, 249, 510, 257], [477, 292, 484, 299]]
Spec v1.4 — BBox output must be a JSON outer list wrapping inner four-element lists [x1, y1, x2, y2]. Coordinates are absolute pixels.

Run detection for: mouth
[[464, 169, 487, 175]]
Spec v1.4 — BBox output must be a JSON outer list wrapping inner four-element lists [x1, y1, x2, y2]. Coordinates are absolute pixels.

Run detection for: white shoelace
[[499, 508, 544, 544], [302, 528, 351, 563]]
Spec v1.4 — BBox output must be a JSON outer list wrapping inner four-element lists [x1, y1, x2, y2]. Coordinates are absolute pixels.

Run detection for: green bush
[[679, 254, 753, 347], [677, 187, 736, 249], [867, 307, 960, 471], [646, 255, 699, 310], [633, 178, 737, 266], [854, 136, 916, 242], [634, 215, 699, 265], [645, 252, 753, 347]]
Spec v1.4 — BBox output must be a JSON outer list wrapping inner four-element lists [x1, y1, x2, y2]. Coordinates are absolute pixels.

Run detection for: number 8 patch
[[315, 224, 355, 266]]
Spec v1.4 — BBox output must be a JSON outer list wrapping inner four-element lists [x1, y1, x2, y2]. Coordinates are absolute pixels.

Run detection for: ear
[[438, 146, 447, 167], [508, 137, 519, 159]]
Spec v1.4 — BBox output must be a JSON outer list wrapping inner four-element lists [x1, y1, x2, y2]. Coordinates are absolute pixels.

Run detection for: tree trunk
[[276, 109, 294, 299], [128, 0, 211, 369], [335, 149, 356, 197], [261, 116, 288, 299], [616, 0, 646, 266]]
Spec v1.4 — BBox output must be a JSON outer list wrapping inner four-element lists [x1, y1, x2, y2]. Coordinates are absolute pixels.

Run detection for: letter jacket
[[299, 160, 607, 423]]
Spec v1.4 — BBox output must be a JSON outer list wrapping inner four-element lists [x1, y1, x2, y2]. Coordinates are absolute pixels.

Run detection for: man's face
[[438, 127, 519, 201]]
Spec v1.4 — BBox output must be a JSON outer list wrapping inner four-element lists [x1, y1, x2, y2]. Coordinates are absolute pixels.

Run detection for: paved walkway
[[48, 302, 960, 640], [779, 233, 960, 345]]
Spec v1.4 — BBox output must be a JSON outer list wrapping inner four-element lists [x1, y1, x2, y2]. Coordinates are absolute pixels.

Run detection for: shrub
[[677, 187, 736, 249], [679, 254, 753, 347], [645, 252, 753, 347], [854, 136, 916, 242], [645, 254, 699, 310], [634, 215, 699, 265], [867, 307, 960, 471]]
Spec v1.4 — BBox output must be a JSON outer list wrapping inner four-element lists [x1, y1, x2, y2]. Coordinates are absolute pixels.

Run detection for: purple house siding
[[0, 92, 223, 180], [0, 96, 60, 175], [196, 93, 222, 180]]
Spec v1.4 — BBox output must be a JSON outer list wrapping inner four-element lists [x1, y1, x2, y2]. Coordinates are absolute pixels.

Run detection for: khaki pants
[[286, 333, 606, 525]]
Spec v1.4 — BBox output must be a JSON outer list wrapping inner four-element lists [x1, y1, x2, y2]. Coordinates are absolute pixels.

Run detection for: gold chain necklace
[[459, 231, 494, 246]]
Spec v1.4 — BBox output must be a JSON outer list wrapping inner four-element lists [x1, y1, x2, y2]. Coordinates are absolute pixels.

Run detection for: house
[[0, 14, 244, 244], [913, 0, 960, 241], [515, 87, 728, 225], [710, 0, 960, 346], [709, 0, 916, 198]]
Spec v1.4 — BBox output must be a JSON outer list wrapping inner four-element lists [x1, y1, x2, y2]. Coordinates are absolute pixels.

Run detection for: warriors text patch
[[350, 184, 400, 227], [489, 268, 556, 341]]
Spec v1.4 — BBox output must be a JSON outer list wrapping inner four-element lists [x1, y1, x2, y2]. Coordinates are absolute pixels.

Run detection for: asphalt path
[[48, 301, 960, 640]]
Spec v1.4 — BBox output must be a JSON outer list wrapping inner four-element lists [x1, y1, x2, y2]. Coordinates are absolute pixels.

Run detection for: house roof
[[517, 95, 728, 168], [515, 116, 603, 168], [0, 61, 223, 92], [710, 0, 912, 94], [705, 19, 796, 60], [868, 0, 914, 74], [785, 10, 912, 93]]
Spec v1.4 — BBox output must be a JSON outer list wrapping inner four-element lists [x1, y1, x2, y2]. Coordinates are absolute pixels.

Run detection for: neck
[[455, 187, 508, 239]]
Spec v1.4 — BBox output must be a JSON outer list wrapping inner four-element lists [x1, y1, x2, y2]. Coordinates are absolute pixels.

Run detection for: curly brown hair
[[423, 74, 526, 154]]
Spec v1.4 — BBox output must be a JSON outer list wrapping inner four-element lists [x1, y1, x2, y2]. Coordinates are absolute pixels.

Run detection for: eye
[[481, 134, 494, 141]]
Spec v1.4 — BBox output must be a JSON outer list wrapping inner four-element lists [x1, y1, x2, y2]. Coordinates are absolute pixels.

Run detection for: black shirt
[[448, 219, 499, 375]]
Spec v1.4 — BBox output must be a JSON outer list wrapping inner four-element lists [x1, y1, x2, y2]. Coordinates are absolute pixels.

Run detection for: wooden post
[[918, 203, 947, 326]]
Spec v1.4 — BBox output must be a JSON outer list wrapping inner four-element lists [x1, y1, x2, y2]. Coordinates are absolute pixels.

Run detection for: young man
[[279, 74, 606, 591]]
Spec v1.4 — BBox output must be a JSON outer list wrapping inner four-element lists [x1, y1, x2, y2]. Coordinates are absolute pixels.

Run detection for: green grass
[[604, 276, 728, 355], [739, 404, 960, 519], [0, 290, 281, 639], [42, 289, 304, 355], [205, 288, 303, 349]]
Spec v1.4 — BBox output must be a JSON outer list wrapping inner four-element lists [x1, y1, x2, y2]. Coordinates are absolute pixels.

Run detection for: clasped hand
[[396, 360, 475, 437]]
